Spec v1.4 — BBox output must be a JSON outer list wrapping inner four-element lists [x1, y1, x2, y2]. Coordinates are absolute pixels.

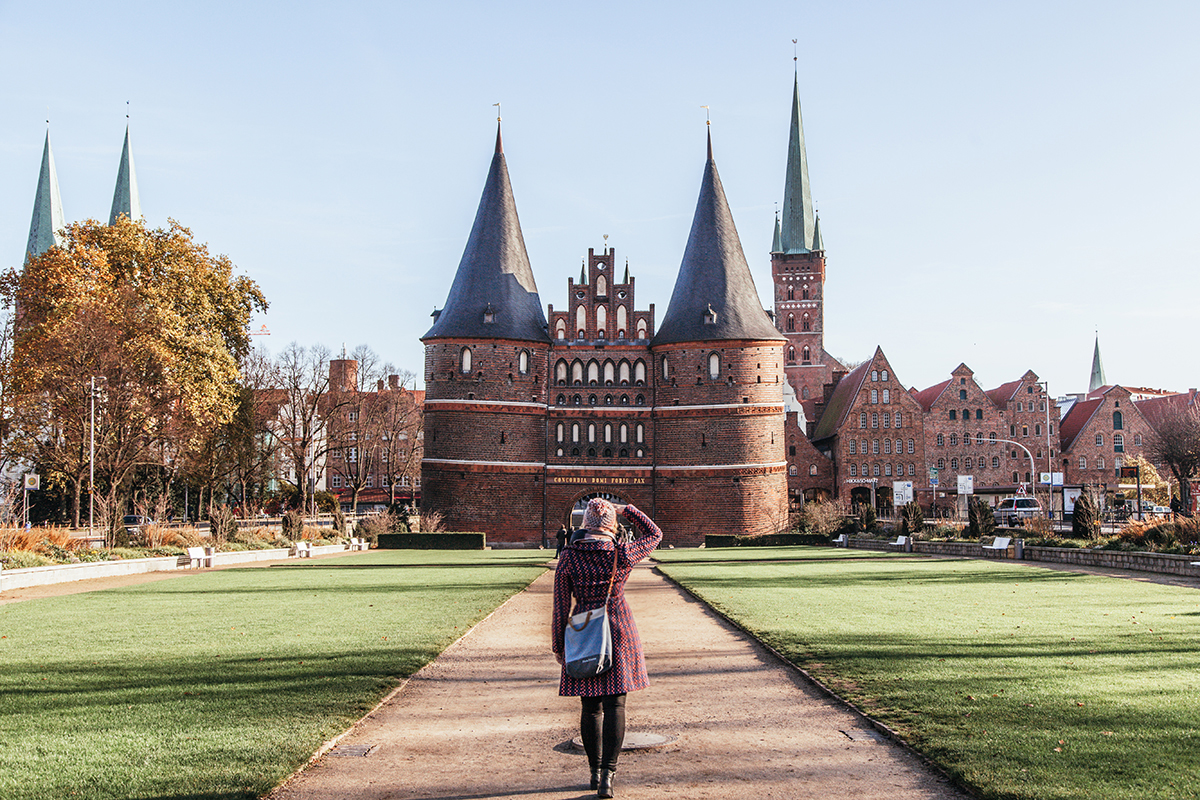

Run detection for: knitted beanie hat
[[582, 498, 617, 535]]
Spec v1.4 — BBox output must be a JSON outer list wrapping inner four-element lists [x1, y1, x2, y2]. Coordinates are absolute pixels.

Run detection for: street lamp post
[[89, 376, 105, 539]]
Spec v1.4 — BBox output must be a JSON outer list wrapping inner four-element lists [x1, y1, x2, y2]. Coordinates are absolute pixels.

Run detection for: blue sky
[[3, 1, 1197, 397]]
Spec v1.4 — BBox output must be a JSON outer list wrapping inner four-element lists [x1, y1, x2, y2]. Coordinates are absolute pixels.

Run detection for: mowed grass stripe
[[0, 549, 547, 800], [655, 548, 1200, 800]]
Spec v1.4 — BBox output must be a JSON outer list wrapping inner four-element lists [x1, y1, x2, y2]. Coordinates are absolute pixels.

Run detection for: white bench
[[982, 536, 1012, 553], [888, 535, 909, 549], [832, 534, 849, 547], [186, 547, 213, 568], [348, 537, 369, 551], [294, 542, 313, 558]]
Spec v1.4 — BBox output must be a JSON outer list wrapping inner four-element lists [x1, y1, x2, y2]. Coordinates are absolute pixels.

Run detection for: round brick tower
[[421, 123, 552, 541], [650, 131, 789, 543]]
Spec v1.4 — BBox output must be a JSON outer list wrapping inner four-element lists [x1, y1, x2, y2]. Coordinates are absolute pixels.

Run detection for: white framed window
[[518, 350, 529, 374], [460, 347, 472, 373], [331, 475, 342, 488], [708, 352, 720, 380]]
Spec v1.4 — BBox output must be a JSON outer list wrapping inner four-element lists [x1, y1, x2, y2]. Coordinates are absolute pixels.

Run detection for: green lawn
[[0, 550, 547, 800], [655, 547, 1200, 800]]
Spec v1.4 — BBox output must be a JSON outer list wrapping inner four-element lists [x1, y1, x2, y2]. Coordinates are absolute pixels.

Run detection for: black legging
[[580, 693, 626, 772]]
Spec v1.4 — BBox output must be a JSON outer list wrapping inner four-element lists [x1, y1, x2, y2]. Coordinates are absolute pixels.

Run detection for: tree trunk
[[71, 475, 83, 529]]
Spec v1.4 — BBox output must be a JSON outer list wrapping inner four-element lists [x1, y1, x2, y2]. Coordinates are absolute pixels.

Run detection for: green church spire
[[780, 73, 815, 254], [26, 130, 65, 262], [1089, 335, 1107, 393]]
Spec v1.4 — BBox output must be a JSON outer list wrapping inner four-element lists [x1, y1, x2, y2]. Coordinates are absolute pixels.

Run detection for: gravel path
[[267, 563, 969, 800]]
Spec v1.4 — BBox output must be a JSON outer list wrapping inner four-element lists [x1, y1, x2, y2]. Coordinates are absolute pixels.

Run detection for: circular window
[[596, 262, 606, 270], [617, 290, 627, 299], [576, 290, 585, 299]]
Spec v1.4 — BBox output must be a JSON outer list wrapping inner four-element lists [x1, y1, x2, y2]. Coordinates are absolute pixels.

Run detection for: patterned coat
[[552, 505, 663, 697]]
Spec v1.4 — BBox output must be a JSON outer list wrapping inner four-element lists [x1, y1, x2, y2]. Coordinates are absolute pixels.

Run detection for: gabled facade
[[1059, 385, 1155, 490]]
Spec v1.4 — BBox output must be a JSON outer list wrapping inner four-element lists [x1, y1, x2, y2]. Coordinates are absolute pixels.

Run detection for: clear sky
[[3, 1, 1197, 398]]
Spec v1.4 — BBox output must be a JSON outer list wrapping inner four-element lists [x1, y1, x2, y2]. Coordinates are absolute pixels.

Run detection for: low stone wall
[[844, 537, 1200, 577], [1, 544, 355, 592]]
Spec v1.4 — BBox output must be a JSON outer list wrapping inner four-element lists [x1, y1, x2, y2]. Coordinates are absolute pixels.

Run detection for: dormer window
[[482, 304, 495, 324], [703, 304, 717, 325]]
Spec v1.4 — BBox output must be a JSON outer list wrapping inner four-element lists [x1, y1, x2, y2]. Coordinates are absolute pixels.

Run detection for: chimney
[[388, 374, 400, 390], [377, 379, 385, 391]]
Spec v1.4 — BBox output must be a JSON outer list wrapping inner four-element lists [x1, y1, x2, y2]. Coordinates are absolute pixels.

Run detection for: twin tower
[[421, 77, 833, 545]]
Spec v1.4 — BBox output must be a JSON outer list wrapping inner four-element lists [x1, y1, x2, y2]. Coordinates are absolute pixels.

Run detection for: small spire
[[771, 209, 783, 254], [623, 260, 629, 283], [109, 124, 142, 225], [702, 106, 713, 160], [1089, 334, 1106, 393], [493, 103, 503, 154], [580, 260, 587, 285], [812, 212, 824, 251]]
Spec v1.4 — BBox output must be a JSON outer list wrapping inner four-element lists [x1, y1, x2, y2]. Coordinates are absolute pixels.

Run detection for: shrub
[[900, 502, 925, 537], [354, 513, 397, 545], [281, 510, 305, 540], [1073, 493, 1100, 539], [967, 497, 995, 540], [856, 503, 878, 533], [209, 506, 237, 544], [0, 549, 56, 569], [333, 507, 347, 535], [800, 500, 851, 538], [418, 509, 446, 533], [1023, 516, 1053, 537], [377, 532, 485, 550]]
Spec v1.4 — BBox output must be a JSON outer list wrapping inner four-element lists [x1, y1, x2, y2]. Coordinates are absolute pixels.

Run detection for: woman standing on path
[[551, 498, 662, 798]]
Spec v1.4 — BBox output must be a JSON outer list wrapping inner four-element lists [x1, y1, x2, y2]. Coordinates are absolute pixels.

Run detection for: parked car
[[994, 497, 1042, 527], [122, 515, 152, 534]]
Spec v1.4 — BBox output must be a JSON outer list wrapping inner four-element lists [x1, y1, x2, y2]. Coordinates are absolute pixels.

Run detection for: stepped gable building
[[421, 124, 788, 544], [1059, 385, 1155, 490]]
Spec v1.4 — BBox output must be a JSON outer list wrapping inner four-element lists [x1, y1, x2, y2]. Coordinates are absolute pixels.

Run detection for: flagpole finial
[[493, 102, 501, 122]]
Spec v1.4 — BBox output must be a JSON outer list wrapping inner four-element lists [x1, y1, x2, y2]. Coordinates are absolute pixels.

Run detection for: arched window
[[604, 424, 612, 443], [460, 347, 472, 373], [937, 458, 945, 469], [849, 440, 857, 454], [556, 423, 564, 442], [992, 456, 1000, 468], [636, 424, 644, 443], [518, 350, 529, 374], [963, 409, 970, 421], [588, 424, 596, 443], [576, 306, 587, 338], [636, 319, 647, 339], [871, 389, 878, 404], [850, 464, 858, 477], [950, 433, 958, 446], [881, 370, 889, 381], [616, 305, 627, 334], [976, 409, 983, 420], [1113, 433, 1124, 452], [802, 314, 811, 332], [572, 423, 580, 442], [555, 319, 567, 339], [860, 412, 867, 428], [802, 346, 810, 363], [871, 370, 879, 382], [1078, 456, 1087, 469], [603, 360, 615, 384], [596, 275, 607, 296], [908, 438, 915, 453], [556, 360, 568, 385], [596, 305, 607, 337], [894, 412, 903, 428], [587, 361, 599, 385], [949, 410, 957, 420], [620, 424, 628, 443], [871, 412, 879, 428], [660, 356, 669, 380], [1095, 433, 1103, 446], [618, 360, 630, 384], [882, 389, 890, 403], [802, 287, 809, 299], [634, 360, 646, 385], [937, 432, 945, 446], [786, 285, 794, 300], [708, 352, 720, 379], [787, 347, 796, 364], [786, 314, 795, 332], [810, 464, 818, 476], [1113, 411, 1123, 430], [885, 463, 893, 476], [571, 360, 584, 385]]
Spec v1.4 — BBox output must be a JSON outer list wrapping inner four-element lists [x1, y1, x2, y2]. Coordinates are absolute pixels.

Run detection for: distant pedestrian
[[551, 498, 662, 798], [555, 524, 568, 558], [1170, 496, 1182, 521]]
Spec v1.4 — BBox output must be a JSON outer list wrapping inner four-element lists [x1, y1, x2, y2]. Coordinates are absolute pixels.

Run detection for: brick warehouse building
[[421, 122, 789, 546]]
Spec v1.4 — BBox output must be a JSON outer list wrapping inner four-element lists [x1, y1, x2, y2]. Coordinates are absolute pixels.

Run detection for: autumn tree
[[1, 217, 266, 532], [1146, 406, 1200, 510]]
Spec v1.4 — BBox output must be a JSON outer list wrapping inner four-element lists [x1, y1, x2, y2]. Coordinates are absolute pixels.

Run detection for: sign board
[[23, 473, 40, 490], [1119, 466, 1139, 479], [928, 467, 939, 482], [957, 475, 974, 495], [893, 481, 914, 505], [1063, 487, 1083, 513], [1040, 472, 1065, 487]]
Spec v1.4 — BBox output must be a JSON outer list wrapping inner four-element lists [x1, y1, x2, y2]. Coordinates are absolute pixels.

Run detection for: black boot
[[598, 769, 615, 798], [590, 768, 601, 790]]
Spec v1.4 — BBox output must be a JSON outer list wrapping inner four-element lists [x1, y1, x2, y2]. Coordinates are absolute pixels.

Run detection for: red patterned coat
[[552, 505, 663, 697]]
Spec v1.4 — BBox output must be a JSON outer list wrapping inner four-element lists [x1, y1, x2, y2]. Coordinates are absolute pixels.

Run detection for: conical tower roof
[[109, 125, 142, 225], [423, 123, 549, 343], [780, 73, 815, 254], [26, 130, 65, 261], [652, 132, 784, 347], [1089, 335, 1107, 393]]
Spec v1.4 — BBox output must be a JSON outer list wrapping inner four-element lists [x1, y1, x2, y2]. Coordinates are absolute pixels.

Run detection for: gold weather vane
[[701, 105, 710, 125], [493, 102, 501, 122]]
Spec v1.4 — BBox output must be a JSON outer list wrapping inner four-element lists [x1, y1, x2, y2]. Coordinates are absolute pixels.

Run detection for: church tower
[[26, 130, 65, 262], [772, 72, 842, 403], [651, 129, 789, 539], [421, 122, 553, 538], [109, 126, 142, 225]]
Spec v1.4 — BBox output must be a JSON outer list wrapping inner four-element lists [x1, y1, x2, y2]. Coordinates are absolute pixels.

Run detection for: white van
[[993, 497, 1042, 527]]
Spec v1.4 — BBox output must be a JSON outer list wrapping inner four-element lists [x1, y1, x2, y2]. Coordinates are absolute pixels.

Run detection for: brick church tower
[[650, 130, 790, 538], [771, 73, 843, 403], [420, 123, 553, 535]]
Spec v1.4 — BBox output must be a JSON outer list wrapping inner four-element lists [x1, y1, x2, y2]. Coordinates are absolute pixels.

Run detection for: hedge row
[[376, 532, 487, 550], [705, 532, 833, 548]]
